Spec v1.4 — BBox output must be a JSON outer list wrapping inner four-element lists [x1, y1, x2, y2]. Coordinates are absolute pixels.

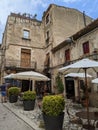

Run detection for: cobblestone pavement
[[2, 99, 98, 130]]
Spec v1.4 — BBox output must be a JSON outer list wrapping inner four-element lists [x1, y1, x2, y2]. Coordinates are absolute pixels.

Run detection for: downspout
[[83, 11, 86, 27]]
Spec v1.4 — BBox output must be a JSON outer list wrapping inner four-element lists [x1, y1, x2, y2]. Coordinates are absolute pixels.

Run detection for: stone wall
[[89, 92, 98, 107]]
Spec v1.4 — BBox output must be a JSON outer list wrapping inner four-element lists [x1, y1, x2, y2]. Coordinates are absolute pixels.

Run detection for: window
[[46, 31, 49, 44], [44, 53, 50, 67], [23, 30, 30, 39], [46, 31, 49, 39], [65, 49, 70, 61], [46, 13, 49, 24], [83, 41, 89, 54]]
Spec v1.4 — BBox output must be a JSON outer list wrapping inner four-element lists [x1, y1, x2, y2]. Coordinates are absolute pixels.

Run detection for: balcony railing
[[4, 59, 36, 70], [63, 53, 98, 67]]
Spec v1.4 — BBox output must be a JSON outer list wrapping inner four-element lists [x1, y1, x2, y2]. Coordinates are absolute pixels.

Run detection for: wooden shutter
[[65, 49, 70, 61], [21, 49, 31, 67], [83, 41, 89, 54]]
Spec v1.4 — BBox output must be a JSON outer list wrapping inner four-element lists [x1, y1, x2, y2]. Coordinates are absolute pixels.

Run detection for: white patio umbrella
[[92, 78, 98, 83], [65, 73, 92, 78], [11, 71, 50, 90], [59, 58, 98, 127], [4, 73, 16, 79], [11, 71, 50, 81]]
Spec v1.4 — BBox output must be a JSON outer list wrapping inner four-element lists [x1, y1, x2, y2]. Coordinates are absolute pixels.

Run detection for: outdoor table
[[76, 111, 98, 130]]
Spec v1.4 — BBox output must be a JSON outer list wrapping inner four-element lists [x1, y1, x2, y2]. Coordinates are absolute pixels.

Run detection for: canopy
[[10, 71, 50, 81], [59, 58, 98, 73], [4, 73, 16, 79], [65, 73, 92, 78], [92, 78, 98, 84]]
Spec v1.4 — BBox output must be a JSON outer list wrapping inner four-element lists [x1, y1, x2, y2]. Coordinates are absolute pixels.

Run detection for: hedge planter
[[42, 95, 65, 130], [22, 91, 36, 111], [43, 112, 64, 130], [8, 87, 20, 103], [9, 95, 18, 103], [23, 100, 35, 111]]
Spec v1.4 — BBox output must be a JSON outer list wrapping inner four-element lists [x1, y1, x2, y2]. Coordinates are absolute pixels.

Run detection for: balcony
[[63, 53, 98, 67], [4, 59, 36, 71]]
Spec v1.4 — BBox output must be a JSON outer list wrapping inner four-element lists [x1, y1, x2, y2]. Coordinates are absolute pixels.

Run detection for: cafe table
[[76, 111, 98, 130]]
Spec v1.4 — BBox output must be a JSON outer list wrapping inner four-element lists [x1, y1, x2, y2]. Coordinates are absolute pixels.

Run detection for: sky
[[0, 0, 98, 43]]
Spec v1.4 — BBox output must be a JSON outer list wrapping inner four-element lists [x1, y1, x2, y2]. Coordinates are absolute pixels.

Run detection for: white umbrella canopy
[[59, 58, 98, 73], [92, 78, 98, 83], [59, 58, 98, 126], [65, 73, 92, 78], [4, 73, 16, 79], [11, 71, 50, 81]]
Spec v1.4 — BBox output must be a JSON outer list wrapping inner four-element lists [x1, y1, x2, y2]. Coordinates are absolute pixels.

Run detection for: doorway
[[65, 77, 75, 99], [21, 80, 32, 92]]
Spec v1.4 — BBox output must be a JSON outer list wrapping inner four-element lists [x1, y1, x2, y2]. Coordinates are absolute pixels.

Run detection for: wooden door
[[21, 49, 31, 68]]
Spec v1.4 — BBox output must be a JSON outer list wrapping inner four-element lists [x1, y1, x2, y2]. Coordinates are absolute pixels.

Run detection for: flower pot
[[43, 112, 64, 130], [23, 100, 35, 111], [9, 95, 18, 103]]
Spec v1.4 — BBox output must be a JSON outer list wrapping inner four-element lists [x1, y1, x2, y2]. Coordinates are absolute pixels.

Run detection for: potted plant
[[8, 87, 20, 103], [80, 83, 89, 107], [55, 74, 64, 94], [23, 91, 36, 111], [42, 95, 65, 130]]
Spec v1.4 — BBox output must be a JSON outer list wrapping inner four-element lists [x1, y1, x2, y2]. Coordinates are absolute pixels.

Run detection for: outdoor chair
[[66, 108, 83, 130]]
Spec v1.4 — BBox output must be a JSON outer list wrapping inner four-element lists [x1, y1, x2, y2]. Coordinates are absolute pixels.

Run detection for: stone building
[[52, 18, 98, 105], [0, 13, 45, 90], [0, 4, 93, 93]]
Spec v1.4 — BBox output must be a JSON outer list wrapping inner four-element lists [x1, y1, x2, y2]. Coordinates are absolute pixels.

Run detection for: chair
[[66, 108, 83, 130]]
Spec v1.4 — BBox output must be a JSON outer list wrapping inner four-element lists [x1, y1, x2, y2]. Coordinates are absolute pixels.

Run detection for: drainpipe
[[83, 11, 86, 27]]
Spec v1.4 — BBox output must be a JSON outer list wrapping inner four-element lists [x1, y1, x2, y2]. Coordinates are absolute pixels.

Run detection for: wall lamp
[[66, 37, 76, 44]]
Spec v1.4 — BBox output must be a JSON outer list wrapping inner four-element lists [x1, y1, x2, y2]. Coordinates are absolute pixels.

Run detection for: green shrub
[[42, 95, 65, 116], [55, 74, 64, 93], [23, 91, 36, 100], [8, 87, 20, 96]]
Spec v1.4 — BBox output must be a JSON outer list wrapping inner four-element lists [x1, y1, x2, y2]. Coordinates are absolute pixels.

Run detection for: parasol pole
[[84, 68, 90, 128]]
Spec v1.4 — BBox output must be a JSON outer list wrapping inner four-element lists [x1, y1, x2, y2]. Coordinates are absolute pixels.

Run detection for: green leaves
[[42, 95, 65, 116], [56, 74, 64, 93], [8, 87, 20, 95], [23, 91, 36, 100]]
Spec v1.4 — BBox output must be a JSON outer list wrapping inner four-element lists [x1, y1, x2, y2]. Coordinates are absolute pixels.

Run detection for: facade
[[0, 4, 93, 94], [42, 4, 92, 91], [52, 18, 98, 104], [1, 13, 45, 81]]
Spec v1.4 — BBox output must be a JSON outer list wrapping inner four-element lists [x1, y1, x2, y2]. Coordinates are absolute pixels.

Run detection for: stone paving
[[2, 99, 98, 130]]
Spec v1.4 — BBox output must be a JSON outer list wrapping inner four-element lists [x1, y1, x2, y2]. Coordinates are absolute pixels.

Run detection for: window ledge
[[22, 37, 31, 41]]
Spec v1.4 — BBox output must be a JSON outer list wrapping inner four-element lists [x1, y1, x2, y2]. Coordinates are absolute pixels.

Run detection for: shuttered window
[[83, 41, 89, 54], [65, 49, 70, 61]]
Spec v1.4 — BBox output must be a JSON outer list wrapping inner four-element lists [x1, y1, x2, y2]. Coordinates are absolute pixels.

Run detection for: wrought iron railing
[[63, 53, 98, 67], [4, 59, 36, 69]]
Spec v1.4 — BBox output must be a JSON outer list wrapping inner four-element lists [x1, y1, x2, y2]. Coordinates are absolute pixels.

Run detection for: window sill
[[22, 37, 31, 41]]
